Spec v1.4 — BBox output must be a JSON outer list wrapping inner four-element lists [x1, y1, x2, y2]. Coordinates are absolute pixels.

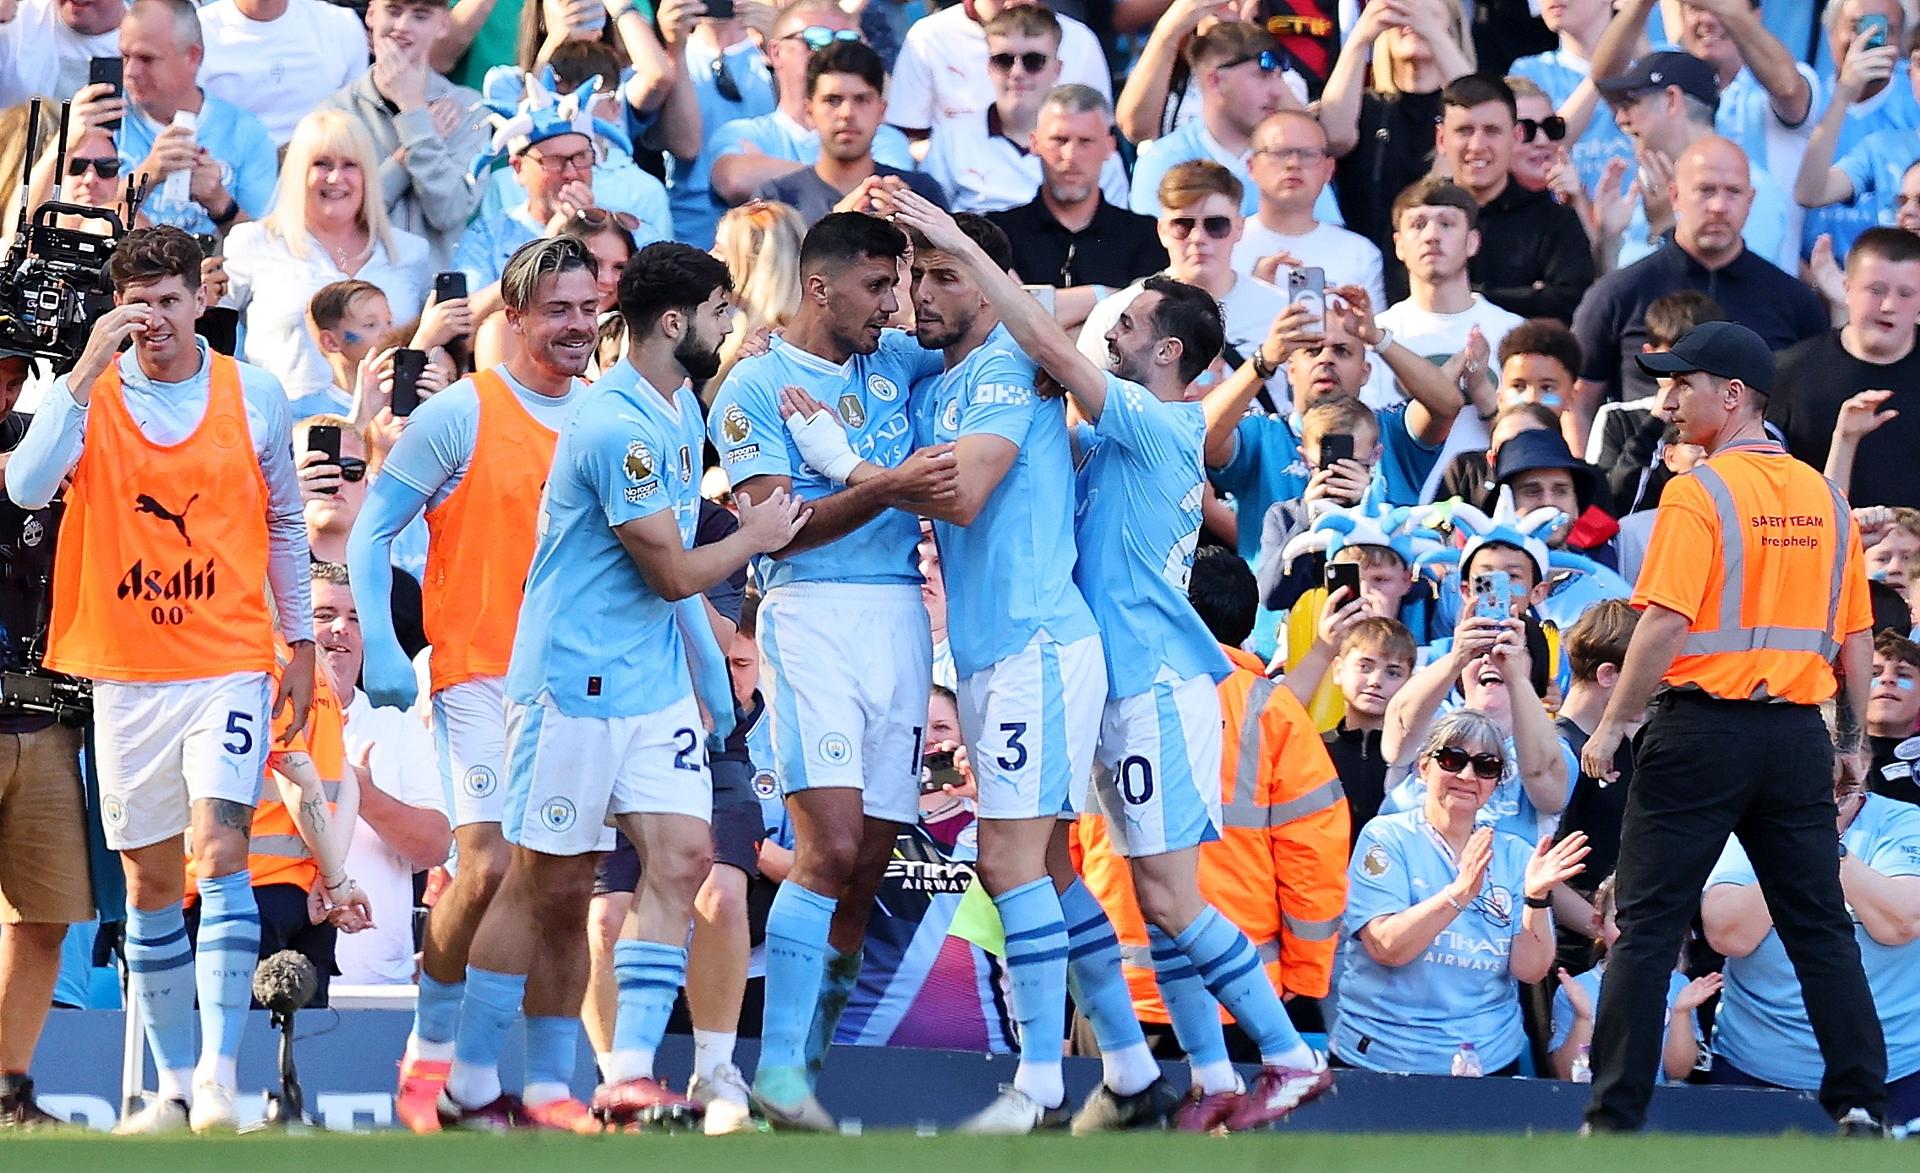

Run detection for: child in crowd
[[1866, 629, 1920, 808]]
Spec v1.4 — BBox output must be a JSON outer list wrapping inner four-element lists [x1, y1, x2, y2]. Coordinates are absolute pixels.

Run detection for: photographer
[[5, 225, 315, 1134], [0, 347, 88, 1128]]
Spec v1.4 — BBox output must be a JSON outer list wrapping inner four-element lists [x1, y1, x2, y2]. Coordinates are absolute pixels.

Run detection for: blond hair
[[263, 110, 398, 262], [714, 200, 806, 373], [1371, 7, 1477, 94]]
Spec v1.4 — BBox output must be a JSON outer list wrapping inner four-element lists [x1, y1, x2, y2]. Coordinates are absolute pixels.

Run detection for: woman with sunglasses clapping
[[1332, 707, 1590, 1076]]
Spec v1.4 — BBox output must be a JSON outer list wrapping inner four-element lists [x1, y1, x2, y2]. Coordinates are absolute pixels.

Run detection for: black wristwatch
[[1524, 893, 1553, 909], [1839, 839, 1850, 861], [208, 195, 240, 227], [1249, 346, 1277, 381]]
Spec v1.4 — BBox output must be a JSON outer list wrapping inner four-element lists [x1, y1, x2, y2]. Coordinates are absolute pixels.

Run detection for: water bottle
[[1570, 1044, 1592, 1084], [1450, 1042, 1484, 1078]]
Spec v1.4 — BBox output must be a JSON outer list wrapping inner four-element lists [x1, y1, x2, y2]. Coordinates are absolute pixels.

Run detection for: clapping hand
[[1447, 826, 1495, 906], [1671, 971, 1723, 1013], [1523, 831, 1590, 902], [1835, 388, 1898, 443]]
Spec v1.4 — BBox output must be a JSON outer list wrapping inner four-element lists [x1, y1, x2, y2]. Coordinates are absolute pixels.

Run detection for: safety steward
[[1574, 320, 1891, 1136]]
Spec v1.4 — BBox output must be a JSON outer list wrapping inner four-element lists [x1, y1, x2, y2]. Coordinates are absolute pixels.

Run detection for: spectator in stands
[[660, 4, 776, 251], [1113, 0, 1303, 146], [1791, 2, 1920, 262], [197, 0, 371, 147], [1551, 600, 1639, 902], [1866, 628, 1920, 806], [0, 0, 122, 106], [1495, 317, 1582, 427], [1321, 0, 1476, 246], [1321, 618, 1418, 845], [1335, 708, 1588, 1076], [1492, 429, 1615, 567], [1548, 876, 1716, 1082], [301, 280, 396, 422], [1861, 509, 1920, 617], [324, 0, 492, 271], [1501, 78, 1571, 203], [296, 415, 430, 660], [1508, 0, 1636, 193], [1202, 277, 1467, 560], [1435, 400, 1558, 515], [1428, 74, 1593, 323], [1076, 547, 1349, 1120], [476, 43, 677, 244], [1589, 290, 1723, 517], [886, 0, 1109, 143], [1233, 109, 1385, 312], [1080, 163, 1284, 397], [1701, 751, 1920, 1123], [225, 111, 432, 407], [1570, 136, 1824, 451], [1651, 0, 1817, 178], [985, 85, 1166, 318], [0, 348, 90, 1129], [1590, 52, 1798, 276], [311, 562, 452, 987], [1772, 227, 1920, 509], [708, 2, 913, 207], [755, 41, 947, 225], [1128, 22, 1324, 222], [14, 96, 125, 245], [116, 0, 276, 240], [923, 6, 1125, 215], [712, 199, 805, 382], [1376, 178, 1523, 494]]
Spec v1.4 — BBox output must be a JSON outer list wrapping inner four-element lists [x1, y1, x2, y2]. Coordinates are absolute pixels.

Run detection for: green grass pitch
[[3, 1130, 1915, 1172]]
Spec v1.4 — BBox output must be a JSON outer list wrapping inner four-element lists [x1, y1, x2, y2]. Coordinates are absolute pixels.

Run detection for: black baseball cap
[[1596, 51, 1721, 111], [1636, 320, 1774, 395]]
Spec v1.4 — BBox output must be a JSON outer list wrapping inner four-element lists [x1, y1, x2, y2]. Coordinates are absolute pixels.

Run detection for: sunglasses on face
[[988, 50, 1052, 72], [67, 155, 122, 178], [1165, 214, 1234, 241], [1517, 115, 1568, 143], [783, 25, 861, 50], [1221, 49, 1283, 74], [1433, 745, 1506, 781], [574, 206, 641, 232], [711, 53, 741, 102], [337, 457, 368, 483]]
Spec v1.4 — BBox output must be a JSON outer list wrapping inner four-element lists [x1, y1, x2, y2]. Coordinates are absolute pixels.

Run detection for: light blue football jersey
[[1548, 963, 1697, 1085], [506, 362, 704, 718], [1072, 373, 1231, 698], [1706, 794, 1920, 1089], [1379, 732, 1578, 845], [921, 324, 1097, 679], [1333, 807, 1537, 1074], [709, 331, 942, 589]]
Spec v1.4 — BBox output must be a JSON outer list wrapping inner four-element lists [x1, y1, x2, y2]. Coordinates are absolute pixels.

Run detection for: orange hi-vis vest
[[1631, 440, 1871, 705], [47, 353, 273, 682], [421, 368, 558, 695], [1074, 646, 1351, 1021], [186, 646, 347, 895]]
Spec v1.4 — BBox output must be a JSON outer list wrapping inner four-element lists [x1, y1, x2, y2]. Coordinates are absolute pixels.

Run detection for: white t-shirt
[[886, 4, 1111, 134], [332, 690, 447, 987], [1375, 293, 1524, 502], [921, 109, 1129, 214], [1077, 272, 1289, 403], [1230, 218, 1387, 317], [198, 0, 371, 145], [0, 0, 120, 105]]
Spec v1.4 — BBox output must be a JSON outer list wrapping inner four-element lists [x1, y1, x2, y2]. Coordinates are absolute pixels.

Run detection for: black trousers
[[1585, 693, 1887, 1130]]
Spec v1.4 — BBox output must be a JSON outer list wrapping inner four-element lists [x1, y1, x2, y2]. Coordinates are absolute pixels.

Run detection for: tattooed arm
[[268, 750, 372, 928]]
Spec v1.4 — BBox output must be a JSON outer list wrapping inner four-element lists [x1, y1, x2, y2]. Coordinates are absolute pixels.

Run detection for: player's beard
[[1108, 336, 1152, 384], [675, 326, 724, 382], [915, 305, 973, 352]]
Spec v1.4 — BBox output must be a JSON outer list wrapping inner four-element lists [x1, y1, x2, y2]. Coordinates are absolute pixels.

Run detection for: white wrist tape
[[786, 408, 863, 483]]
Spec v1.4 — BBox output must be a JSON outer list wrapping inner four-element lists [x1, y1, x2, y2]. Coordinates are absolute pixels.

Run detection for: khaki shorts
[[0, 723, 93, 924]]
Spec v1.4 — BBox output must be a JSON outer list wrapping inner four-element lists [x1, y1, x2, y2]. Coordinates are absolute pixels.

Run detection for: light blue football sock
[[192, 871, 259, 1085], [125, 901, 197, 1096], [1149, 925, 1235, 1093], [446, 966, 525, 1108], [1060, 879, 1159, 1096], [759, 882, 835, 1085], [995, 877, 1069, 1109], [1175, 906, 1310, 1067], [605, 939, 687, 1083]]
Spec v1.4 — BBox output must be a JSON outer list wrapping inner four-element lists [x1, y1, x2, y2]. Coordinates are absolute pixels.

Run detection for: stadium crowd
[[0, 0, 1918, 1141]]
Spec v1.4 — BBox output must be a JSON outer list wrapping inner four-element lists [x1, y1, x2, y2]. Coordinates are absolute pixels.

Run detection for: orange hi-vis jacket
[[1631, 439, 1871, 705], [186, 645, 347, 896], [47, 353, 274, 681], [421, 367, 558, 695], [1074, 645, 1352, 1021]]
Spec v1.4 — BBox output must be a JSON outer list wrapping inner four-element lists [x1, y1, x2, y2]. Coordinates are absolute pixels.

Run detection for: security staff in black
[[1576, 322, 1890, 1135]]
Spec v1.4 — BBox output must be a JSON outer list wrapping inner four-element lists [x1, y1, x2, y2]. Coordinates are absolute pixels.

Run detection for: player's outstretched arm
[[347, 476, 435, 711], [616, 486, 809, 601], [886, 188, 1113, 420]]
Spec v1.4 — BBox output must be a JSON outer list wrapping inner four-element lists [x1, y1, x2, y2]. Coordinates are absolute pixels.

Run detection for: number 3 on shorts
[[997, 722, 1028, 771], [223, 711, 254, 757]]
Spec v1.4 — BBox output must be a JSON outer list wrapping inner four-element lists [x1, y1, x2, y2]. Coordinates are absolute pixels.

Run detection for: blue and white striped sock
[[1149, 925, 1235, 1093], [125, 901, 197, 1100], [994, 877, 1069, 1110], [1175, 906, 1311, 1068], [605, 939, 688, 1084], [1060, 880, 1159, 1096], [192, 871, 260, 1089], [447, 966, 525, 1108]]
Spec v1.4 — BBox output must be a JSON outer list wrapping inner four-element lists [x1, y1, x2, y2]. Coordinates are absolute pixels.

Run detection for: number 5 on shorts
[[223, 711, 254, 756]]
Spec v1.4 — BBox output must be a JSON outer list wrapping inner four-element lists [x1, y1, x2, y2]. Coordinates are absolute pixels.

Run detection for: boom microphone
[[253, 950, 318, 1015]]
